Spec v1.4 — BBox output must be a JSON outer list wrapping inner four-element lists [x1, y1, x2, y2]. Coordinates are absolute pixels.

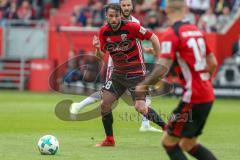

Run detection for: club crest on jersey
[[121, 34, 127, 41], [107, 37, 111, 42]]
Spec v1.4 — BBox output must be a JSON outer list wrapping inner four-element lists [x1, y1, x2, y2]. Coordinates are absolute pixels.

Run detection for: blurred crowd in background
[[0, 0, 60, 24], [0, 0, 239, 32], [70, 0, 240, 33]]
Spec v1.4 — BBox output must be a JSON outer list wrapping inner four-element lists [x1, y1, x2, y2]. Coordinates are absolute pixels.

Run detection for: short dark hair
[[119, 0, 134, 4], [104, 3, 121, 13], [119, 0, 135, 8]]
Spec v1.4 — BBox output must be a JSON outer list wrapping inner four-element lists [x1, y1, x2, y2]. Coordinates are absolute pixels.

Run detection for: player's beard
[[108, 21, 121, 30], [122, 10, 131, 19]]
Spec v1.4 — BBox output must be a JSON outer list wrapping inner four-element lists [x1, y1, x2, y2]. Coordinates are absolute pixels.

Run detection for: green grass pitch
[[0, 90, 240, 160]]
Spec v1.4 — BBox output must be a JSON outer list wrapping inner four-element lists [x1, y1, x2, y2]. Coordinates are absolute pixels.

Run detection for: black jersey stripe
[[103, 30, 130, 36], [114, 64, 143, 71], [127, 54, 139, 62]]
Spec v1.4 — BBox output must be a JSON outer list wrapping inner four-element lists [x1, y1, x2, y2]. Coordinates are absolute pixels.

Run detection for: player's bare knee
[[161, 132, 179, 147], [179, 141, 192, 151], [101, 100, 113, 114], [161, 133, 169, 146], [161, 135, 168, 146], [179, 138, 197, 152]]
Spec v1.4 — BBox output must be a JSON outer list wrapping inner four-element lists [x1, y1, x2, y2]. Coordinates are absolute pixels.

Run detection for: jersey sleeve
[[131, 16, 140, 24], [98, 27, 106, 52], [130, 22, 153, 40], [159, 28, 179, 60]]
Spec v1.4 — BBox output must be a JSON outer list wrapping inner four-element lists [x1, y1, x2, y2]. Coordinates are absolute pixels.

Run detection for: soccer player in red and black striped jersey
[[70, 0, 162, 133], [94, 3, 165, 147], [135, 0, 218, 159]]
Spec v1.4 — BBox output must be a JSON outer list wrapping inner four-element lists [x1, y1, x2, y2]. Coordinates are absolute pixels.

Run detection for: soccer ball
[[37, 135, 59, 155]]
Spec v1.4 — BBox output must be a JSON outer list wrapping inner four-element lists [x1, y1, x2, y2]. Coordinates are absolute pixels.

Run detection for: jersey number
[[105, 81, 112, 90], [187, 38, 207, 71]]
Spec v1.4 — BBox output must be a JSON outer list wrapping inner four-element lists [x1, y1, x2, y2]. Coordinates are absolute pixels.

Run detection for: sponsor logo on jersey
[[121, 34, 127, 41], [104, 40, 133, 52], [107, 37, 111, 42]]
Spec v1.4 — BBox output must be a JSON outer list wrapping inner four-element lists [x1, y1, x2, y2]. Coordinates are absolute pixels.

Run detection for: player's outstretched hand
[[143, 47, 155, 55], [93, 35, 100, 49], [135, 99, 149, 113]]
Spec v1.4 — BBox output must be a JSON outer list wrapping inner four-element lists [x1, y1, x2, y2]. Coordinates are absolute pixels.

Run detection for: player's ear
[[104, 4, 108, 17], [131, 0, 135, 11]]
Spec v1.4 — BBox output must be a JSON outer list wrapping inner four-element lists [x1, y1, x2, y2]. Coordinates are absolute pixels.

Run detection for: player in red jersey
[[135, 0, 218, 159], [94, 3, 165, 147], [70, 0, 162, 133]]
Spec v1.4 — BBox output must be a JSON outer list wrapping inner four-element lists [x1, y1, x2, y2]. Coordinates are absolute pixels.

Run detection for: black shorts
[[102, 73, 145, 101], [166, 101, 214, 138]]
